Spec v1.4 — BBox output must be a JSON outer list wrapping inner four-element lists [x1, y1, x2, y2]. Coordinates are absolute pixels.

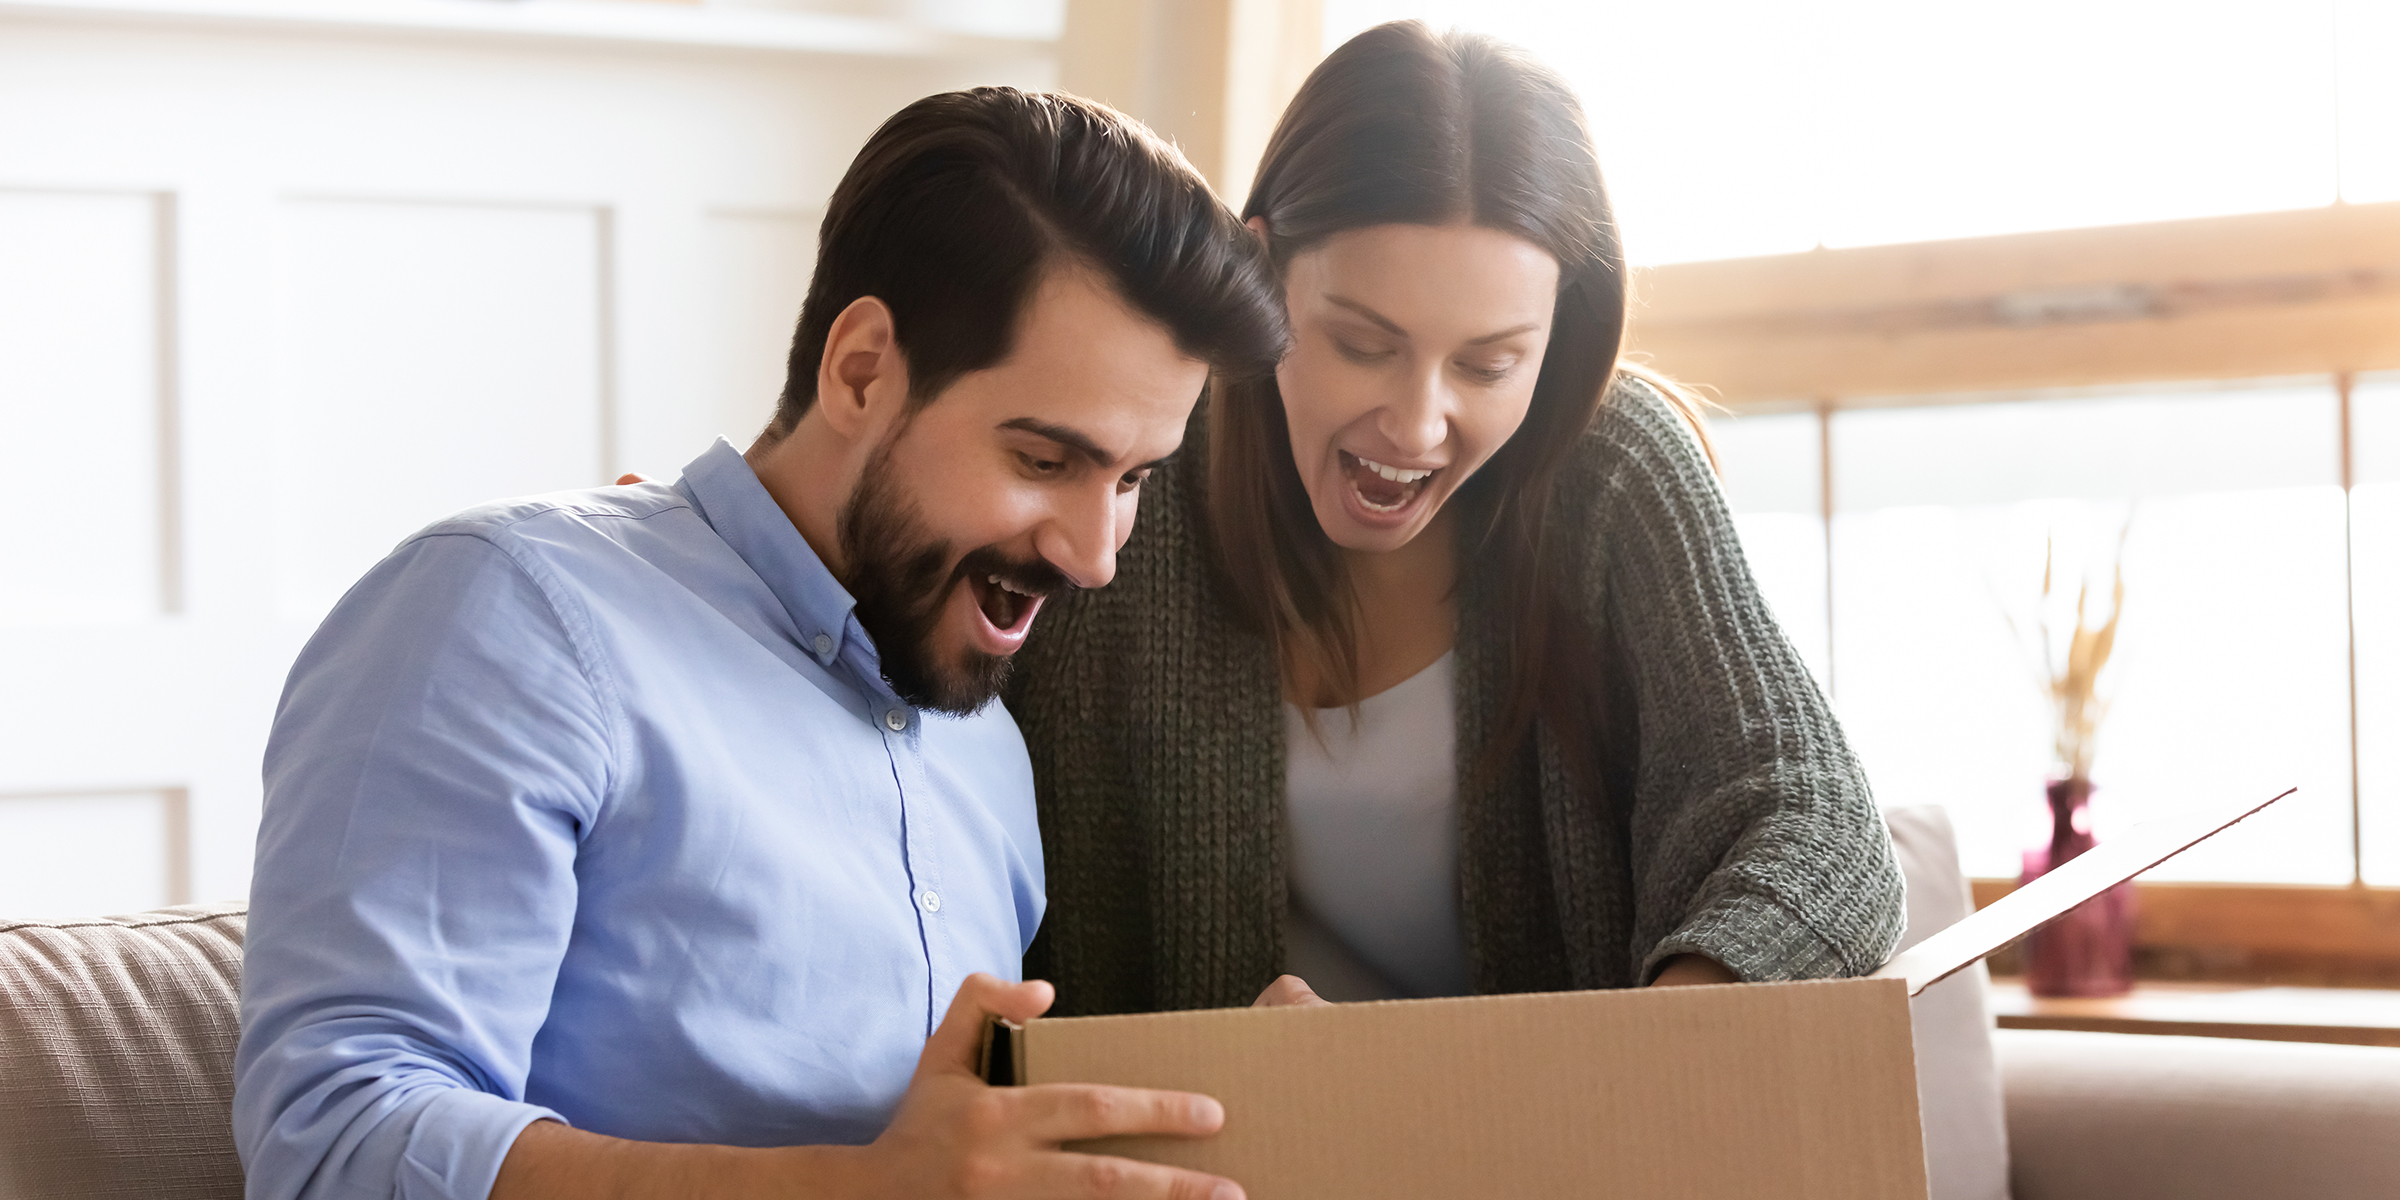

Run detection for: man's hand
[[493, 974, 1241, 1200], [1249, 975, 1329, 1008], [859, 973, 1245, 1200]]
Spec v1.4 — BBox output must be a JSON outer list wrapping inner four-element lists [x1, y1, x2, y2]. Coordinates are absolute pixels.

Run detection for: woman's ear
[[814, 295, 907, 440], [1245, 215, 1269, 242]]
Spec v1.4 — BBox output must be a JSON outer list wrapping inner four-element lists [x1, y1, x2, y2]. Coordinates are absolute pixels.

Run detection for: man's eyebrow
[[1000, 417, 1130, 469], [1326, 295, 1541, 346]]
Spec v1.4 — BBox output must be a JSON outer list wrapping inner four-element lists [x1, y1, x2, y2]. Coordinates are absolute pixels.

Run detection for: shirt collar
[[675, 438, 904, 710]]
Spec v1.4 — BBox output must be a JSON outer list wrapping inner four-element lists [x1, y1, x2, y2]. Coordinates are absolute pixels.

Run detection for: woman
[[1007, 20, 1903, 1013]]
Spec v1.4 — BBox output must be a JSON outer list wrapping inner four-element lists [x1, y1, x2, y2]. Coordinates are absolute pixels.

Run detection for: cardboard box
[[988, 788, 2296, 1200]]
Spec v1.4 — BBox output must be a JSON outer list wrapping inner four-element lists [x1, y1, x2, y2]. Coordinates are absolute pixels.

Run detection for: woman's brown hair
[[1210, 20, 1709, 773]]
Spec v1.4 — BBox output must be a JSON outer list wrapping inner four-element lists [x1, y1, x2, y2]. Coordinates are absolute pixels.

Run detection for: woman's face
[[1273, 222, 1560, 554]]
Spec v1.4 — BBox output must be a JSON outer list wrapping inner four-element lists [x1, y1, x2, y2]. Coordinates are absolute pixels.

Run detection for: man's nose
[[1035, 492, 1119, 591]]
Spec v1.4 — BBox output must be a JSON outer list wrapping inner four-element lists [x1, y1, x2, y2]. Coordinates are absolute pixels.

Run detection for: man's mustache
[[955, 545, 1073, 601]]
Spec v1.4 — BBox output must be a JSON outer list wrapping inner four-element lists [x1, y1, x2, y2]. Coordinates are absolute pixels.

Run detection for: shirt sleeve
[[1580, 377, 1907, 984], [235, 528, 618, 1200]]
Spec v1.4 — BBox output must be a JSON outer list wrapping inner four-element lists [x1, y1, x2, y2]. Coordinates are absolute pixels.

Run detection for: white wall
[[0, 5, 1052, 916]]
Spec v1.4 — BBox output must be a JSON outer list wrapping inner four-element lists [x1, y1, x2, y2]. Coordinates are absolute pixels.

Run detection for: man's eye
[[1019, 453, 1067, 476], [1118, 469, 1151, 493]]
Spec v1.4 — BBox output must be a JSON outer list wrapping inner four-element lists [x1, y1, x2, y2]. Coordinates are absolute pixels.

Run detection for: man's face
[[835, 266, 1207, 715]]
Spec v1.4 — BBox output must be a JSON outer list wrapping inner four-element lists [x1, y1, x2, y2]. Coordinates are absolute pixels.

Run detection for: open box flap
[[1872, 786, 2297, 996]]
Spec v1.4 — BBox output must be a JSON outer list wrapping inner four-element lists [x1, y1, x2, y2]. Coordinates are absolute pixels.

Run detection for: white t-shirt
[[1282, 650, 1473, 1001]]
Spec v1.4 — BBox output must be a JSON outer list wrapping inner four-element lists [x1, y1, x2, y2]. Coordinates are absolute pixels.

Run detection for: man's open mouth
[[966, 570, 1046, 637], [1342, 451, 1440, 514]]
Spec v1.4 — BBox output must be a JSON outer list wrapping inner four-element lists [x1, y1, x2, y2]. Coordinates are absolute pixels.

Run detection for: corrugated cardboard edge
[[1872, 785, 2296, 995], [1016, 977, 1928, 1200]]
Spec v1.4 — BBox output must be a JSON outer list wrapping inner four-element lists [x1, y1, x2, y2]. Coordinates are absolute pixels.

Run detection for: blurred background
[[2, 0, 2394, 985]]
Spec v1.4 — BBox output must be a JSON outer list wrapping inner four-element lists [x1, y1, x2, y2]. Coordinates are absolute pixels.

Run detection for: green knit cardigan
[[1004, 376, 1905, 1015]]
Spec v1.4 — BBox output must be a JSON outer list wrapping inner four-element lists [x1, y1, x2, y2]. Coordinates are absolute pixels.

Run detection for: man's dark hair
[[770, 87, 1287, 434]]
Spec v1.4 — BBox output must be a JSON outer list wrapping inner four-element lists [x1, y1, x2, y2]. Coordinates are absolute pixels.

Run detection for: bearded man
[[234, 89, 1284, 1200]]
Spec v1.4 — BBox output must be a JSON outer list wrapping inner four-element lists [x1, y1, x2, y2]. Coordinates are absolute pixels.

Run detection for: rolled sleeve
[[1587, 378, 1906, 985], [237, 530, 616, 1200]]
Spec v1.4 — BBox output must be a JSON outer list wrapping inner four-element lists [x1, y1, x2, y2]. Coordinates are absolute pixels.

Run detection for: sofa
[[5, 811, 2398, 1199]]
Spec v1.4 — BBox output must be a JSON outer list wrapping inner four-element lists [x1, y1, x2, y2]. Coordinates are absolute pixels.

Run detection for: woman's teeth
[[1355, 456, 1434, 484]]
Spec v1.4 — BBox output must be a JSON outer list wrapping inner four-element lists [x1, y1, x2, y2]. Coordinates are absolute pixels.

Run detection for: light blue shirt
[[235, 439, 1045, 1200]]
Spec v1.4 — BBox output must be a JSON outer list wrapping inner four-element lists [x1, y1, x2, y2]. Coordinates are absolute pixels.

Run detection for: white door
[[0, 1, 1053, 916]]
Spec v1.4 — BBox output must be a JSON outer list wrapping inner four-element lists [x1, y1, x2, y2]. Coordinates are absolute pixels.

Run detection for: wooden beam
[[1629, 202, 2400, 409]]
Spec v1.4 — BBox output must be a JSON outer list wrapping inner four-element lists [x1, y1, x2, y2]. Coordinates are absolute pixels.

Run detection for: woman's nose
[[1379, 371, 1450, 457]]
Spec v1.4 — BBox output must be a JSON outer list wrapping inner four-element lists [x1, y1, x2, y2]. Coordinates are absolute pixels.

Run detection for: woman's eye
[[1458, 360, 1514, 385], [1333, 338, 1394, 365]]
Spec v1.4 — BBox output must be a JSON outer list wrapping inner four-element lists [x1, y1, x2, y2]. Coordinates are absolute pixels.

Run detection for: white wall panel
[[0, 789, 181, 920], [0, 189, 169, 624], [0, 11, 1051, 913], [271, 199, 606, 619], [701, 208, 816, 451]]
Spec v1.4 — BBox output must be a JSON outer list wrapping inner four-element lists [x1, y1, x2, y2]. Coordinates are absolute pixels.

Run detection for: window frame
[[1631, 201, 2400, 974]]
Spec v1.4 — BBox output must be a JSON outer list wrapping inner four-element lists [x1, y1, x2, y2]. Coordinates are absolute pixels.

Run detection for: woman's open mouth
[[1340, 451, 1440, 522], [963, 570, 1046, 653]]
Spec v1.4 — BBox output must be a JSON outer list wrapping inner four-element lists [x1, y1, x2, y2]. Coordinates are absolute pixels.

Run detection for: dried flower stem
[[2003, 521, 2130, 783]]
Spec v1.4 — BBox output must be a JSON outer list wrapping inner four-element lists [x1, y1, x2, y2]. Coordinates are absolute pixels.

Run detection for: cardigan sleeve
[[1579, 377, 1906, 983]]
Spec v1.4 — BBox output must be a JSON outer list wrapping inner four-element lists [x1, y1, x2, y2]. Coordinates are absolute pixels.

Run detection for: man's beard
[[836, 429, 1068, 716]]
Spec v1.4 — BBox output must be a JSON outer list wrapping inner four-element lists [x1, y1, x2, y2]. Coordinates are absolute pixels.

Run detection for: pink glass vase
[[2019, 777, 2137, 997]]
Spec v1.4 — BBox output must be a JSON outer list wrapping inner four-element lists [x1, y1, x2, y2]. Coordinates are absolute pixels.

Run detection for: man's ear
[[815, 296, 908, 440]]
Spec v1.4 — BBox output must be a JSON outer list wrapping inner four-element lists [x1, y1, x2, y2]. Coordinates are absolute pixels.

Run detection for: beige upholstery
[[0, 904, 247, 1200], [2001, 1028, 2400, 1200], [1883, 805, 2012, 1200]]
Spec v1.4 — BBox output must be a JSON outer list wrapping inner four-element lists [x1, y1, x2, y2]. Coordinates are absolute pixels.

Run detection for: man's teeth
[[1354, 456, 1434, 484], [986, 574, 1038, 597]]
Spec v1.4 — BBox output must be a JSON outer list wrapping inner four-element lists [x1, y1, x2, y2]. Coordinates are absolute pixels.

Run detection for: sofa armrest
[[0, 904, 248, 1200]]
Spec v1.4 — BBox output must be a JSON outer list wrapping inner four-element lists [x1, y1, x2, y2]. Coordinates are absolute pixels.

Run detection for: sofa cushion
[[1884, 805, 2012, 1200], [2000, 1028, 2400, 1200], [0, 903, 247, 1200]]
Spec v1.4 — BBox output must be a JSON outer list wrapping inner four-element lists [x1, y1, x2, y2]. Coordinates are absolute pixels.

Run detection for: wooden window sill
[[1988, 979, 2400, 1048]]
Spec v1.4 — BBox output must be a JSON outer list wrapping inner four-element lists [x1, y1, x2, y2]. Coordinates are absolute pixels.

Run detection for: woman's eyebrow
[[1325, 295, 1539, 345], [1324, 295, 1408, 337], [1465, 322, 1541, 345]]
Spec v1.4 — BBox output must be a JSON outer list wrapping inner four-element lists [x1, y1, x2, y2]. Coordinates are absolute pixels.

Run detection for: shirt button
[[884, 709, 909, 732], [919, 889, 941, 913], [813, 633, 833, 657]]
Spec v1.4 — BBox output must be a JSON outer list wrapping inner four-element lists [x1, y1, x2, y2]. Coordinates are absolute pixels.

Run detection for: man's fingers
[[1014, 1083, 1225, 1144], [920, 973, 1056, 1079], [1028, 1152, 1244, 1200], [1250, 975, 1329, 1008]]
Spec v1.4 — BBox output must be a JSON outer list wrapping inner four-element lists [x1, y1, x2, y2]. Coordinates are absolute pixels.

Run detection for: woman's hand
[[1250, 975, 1331, 1007], [1648, 955, 1738, 987]]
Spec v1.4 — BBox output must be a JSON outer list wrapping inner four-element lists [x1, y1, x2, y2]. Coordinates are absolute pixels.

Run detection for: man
[[235, 88, 1284, 1200]]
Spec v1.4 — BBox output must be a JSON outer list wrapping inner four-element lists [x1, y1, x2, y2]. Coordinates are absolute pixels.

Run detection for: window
[[1825, 383, 2352, 883], [2357, 374, 2400, 884]]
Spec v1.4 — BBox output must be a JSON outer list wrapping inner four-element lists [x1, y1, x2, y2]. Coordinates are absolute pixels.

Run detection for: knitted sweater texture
[[1005, 377, 1906, 1015]]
